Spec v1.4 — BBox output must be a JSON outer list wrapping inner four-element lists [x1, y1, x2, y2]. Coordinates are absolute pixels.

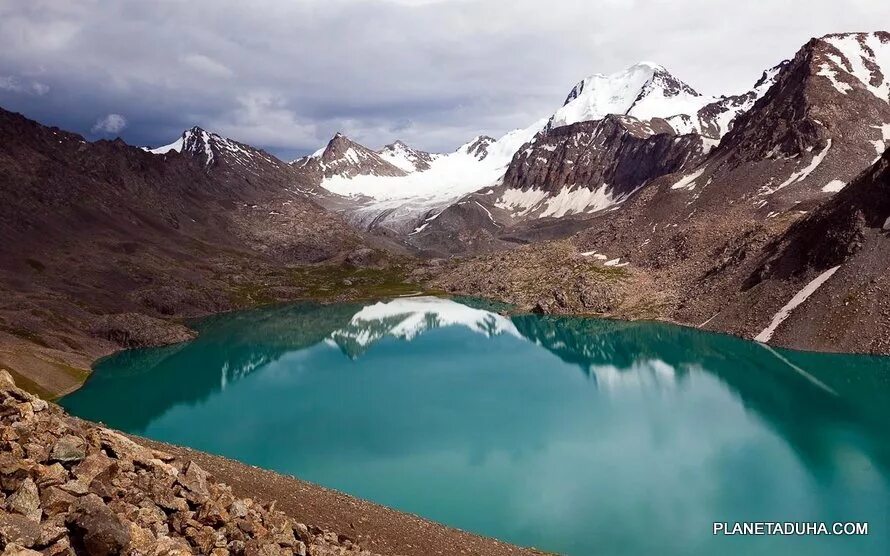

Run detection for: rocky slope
[[709, 148, 890, 354], [0, 371, 372, 555], [0, 107, 371, 398]]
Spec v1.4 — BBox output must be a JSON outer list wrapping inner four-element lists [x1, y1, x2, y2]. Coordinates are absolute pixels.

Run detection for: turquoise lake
[[60, 296, 890, 555]]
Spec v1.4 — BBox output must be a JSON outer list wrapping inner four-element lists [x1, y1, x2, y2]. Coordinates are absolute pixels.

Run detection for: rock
[[124, 522, 158, 554], [87, 462, 120, 500], [0, 377, 380, 556], [7, 478, 41, 522], [36, 520, 67, 547], [57, 480, 89, 496], [90, 313, 197, 349], [98, 429, 155, 465], [344, 248, 378, 267], [39, 486, 75, 516], [229, 500, 249, 519], [73, 454, 113, 484], [0, 513, 41, 548], [0, 370, 16, 391], [50, 435, 86, 464], [35, 463, 68, 489], [154, 535, 193, 555], [1, 542, 42, 555], [178, 461, 210, 498], [67, 495, 131, 556], [0, 453, 31, 491]]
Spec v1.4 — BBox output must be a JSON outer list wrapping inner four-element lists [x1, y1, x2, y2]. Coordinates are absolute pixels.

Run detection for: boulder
[[7, 478, 41, 522], [50, 435, 86, 464], [66, 495, 131, 556], [0, 513, 41, 548]]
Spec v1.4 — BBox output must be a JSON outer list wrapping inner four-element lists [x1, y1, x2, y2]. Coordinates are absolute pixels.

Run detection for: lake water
[[61, 297, 890, 555]]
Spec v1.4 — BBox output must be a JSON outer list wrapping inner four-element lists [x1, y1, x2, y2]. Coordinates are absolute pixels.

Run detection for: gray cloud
[[0, 75, 50, 96], [0, 0, 887, 159], [91, 113, 128, 134]]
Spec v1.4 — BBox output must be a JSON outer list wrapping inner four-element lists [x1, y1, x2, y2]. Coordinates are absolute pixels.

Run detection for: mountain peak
[[548, 62, 706, 130]]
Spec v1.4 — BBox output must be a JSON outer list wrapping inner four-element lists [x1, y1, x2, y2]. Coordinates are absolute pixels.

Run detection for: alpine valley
[[2, 24, 890, 556], [3, 31, 890, 396]]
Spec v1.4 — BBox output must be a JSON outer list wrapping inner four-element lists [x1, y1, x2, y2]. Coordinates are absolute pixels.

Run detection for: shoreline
[[131, 434, 549, 556]]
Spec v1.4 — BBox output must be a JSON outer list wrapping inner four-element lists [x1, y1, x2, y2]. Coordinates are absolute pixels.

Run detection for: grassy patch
[[586, 263, 630, 281], [230, 282, 276, 307], [289, 264, 421, 300]]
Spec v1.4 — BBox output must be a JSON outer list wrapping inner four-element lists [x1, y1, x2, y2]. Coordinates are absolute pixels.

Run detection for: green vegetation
[[226, 262, 429, 309], [3, 366, 55, 400], [230, 282, 276, 307], [586, 263, 630, 281], [288, 264, 422, 300]]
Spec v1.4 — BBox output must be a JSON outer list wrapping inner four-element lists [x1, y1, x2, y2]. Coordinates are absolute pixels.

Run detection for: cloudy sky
[[1, 0, 887, 159]]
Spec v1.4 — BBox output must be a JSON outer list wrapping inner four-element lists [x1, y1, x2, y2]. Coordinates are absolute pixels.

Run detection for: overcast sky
[[1, 0, 888, 159]]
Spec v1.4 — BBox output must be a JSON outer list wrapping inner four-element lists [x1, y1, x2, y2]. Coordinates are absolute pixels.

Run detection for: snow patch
[[670, 166, 707, 190], [767, 139, 832, 193], [496, 187, 551, 216], [817, 63, 852, 94], [754, 265, 842, 343], [822, 179, 846, 193], [872, 123, 890, 155], [540, 184, 619, 217]]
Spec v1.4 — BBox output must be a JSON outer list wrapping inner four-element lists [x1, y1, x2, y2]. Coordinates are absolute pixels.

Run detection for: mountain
[[378, 140, 438, 172], [545, 61, 782, 139], [293, 132, 408, 179], [307, 124, 544, 235], [428, 31, 890, 356], [0, 108, 367, 396]]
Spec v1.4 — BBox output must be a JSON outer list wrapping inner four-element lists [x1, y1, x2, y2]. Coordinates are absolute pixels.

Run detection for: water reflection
[[62, 296, 890, 556]]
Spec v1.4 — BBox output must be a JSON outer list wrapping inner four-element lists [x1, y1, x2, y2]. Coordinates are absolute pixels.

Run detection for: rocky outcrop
[[0, 370, 379, 555], [89, 314, 197, 349], [501, 115, 710, 204]]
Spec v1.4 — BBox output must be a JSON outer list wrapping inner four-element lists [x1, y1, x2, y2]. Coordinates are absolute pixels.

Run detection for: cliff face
[[501, 115, 710, 201]]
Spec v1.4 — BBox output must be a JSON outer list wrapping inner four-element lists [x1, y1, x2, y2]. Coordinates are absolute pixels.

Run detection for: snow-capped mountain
[[378, 140, 438, 172], [547, 61, 783, 139], [295, 31, 890, 256], [146, 126, 283, 171], [293, 132, 407, 179], [311, 121, 546, 233]]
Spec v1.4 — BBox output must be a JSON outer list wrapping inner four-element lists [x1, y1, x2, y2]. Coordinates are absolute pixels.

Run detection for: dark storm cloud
[[0, 0, 887, 159]]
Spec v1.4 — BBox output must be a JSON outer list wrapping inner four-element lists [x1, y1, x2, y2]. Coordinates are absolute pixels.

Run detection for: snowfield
[[318, 120, 547, 229]]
